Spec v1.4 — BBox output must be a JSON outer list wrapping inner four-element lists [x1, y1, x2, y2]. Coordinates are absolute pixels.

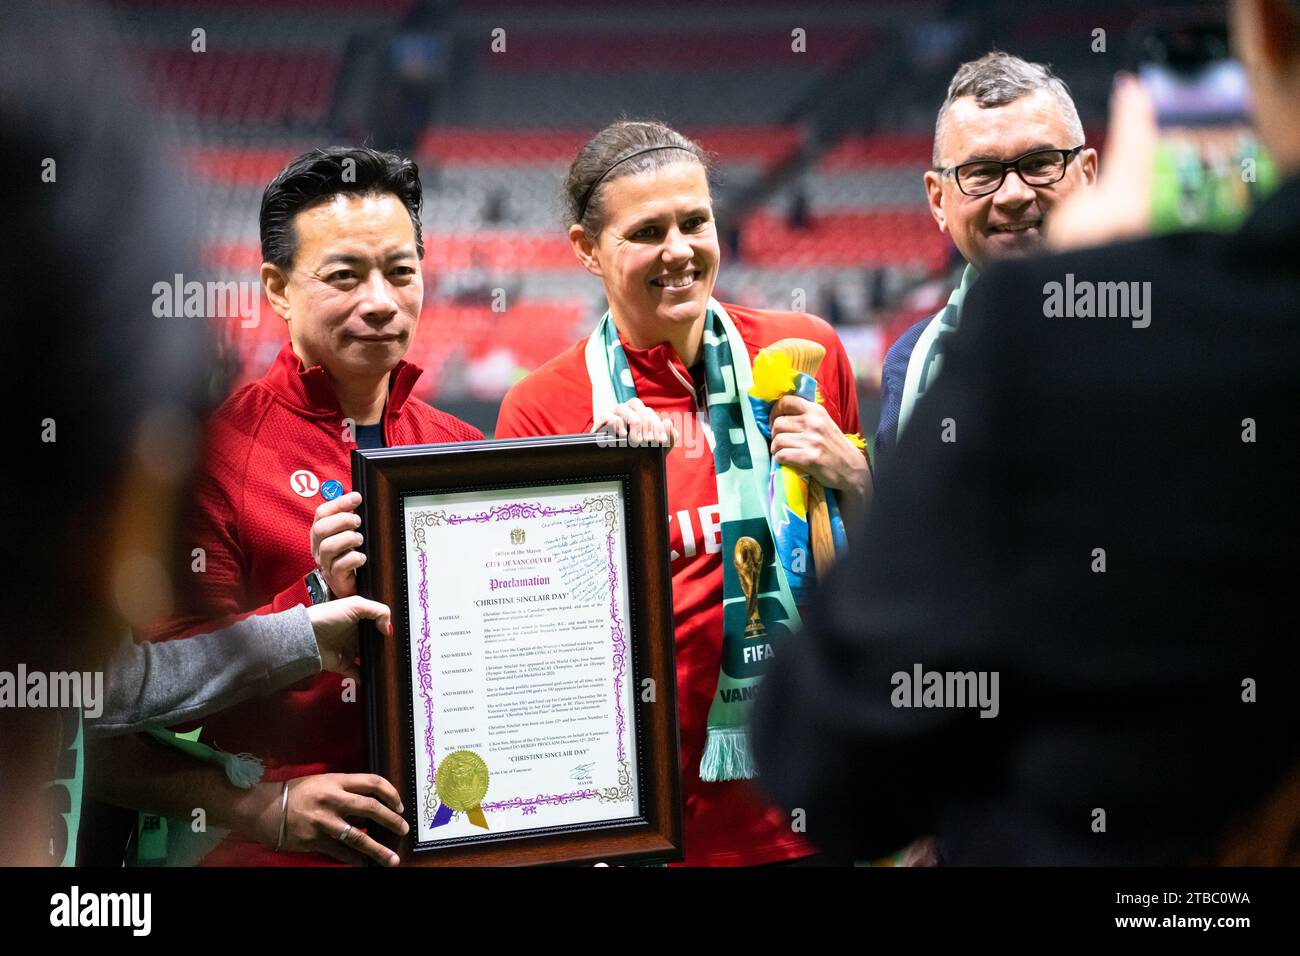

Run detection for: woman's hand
[[593, 397, 679, 448], [769, 395, 871, 515], [306, 596, 393, 680]]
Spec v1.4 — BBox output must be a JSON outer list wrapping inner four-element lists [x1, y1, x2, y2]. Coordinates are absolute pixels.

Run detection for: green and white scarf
[[585, 297, 801, 781], [897, 263, 978, 438]]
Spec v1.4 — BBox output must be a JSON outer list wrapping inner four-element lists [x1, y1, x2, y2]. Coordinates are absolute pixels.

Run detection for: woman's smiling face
[[575, 161, 721, 345]]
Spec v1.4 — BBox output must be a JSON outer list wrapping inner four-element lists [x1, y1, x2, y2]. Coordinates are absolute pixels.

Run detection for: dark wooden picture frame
[[351, 434, 682, 866]]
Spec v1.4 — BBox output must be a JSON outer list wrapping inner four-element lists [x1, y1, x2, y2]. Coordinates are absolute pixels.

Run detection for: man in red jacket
[[147, 147, 481, 866]]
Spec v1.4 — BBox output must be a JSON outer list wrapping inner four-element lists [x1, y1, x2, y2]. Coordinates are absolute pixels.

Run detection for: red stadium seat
[[740, 210, 948, 269]]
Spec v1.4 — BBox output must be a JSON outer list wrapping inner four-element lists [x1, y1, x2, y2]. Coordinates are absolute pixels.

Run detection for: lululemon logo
[[290, 470, 320, 498]]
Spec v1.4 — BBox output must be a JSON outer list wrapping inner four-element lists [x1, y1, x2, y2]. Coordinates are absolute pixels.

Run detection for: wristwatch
[[305, 568, 332, 605]]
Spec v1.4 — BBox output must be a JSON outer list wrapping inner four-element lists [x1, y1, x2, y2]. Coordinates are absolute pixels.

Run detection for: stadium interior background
[[98, 0, 1213, 437]]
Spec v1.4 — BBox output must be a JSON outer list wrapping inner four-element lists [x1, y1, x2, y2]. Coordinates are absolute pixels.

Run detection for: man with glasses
[[875, 52, 1097, 456], [755, 0, 1300, 866]]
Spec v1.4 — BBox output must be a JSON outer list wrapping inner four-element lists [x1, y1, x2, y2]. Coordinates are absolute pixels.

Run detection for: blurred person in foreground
[[753, 0, 1300, 864], [875, 52, 1097, 459], [0, 3, 397, 866]]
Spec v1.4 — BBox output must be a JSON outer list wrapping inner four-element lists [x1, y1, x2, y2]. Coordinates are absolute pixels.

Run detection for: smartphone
[[1134, 20, 1280, 232]]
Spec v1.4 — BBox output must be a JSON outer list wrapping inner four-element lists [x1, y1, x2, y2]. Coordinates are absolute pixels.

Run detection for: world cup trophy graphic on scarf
[[734, 536, 767, 638], [747, 338, 862, 606]]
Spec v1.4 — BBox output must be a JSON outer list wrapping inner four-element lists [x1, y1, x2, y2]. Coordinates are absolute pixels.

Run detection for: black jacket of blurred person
[[752, 0, 1300, 866], [1, 0, 212, 865]]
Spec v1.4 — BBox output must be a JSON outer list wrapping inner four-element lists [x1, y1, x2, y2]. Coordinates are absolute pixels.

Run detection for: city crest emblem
[[510, 528, 526, 545]]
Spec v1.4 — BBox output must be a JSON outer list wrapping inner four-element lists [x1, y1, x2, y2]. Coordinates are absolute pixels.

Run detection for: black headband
[[575, 145, 690, 225]]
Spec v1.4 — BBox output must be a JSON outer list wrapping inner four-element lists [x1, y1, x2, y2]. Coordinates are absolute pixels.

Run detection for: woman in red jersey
[[496, 121, 871, 866]]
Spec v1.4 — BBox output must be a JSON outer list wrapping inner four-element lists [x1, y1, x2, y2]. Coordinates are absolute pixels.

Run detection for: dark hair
[[259, 146, 424, 269], [564, 120, 714, 236]]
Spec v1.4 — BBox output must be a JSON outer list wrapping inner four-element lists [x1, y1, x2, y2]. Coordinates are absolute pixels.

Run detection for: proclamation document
[[401, 481, 640, 845]]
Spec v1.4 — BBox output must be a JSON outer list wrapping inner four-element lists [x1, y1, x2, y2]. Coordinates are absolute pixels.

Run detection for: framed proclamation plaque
[[351, 433, 682, 866]]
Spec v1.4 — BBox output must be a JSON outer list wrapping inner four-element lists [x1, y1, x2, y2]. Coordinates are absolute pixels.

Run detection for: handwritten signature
[[569, 762, 596, 781]]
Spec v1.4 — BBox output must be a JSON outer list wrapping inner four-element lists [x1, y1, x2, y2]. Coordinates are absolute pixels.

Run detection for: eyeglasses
[[937, 145, 1085, 197]]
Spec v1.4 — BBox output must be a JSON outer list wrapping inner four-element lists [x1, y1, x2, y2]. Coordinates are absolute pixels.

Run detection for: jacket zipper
[[666, 360, 704, 415]]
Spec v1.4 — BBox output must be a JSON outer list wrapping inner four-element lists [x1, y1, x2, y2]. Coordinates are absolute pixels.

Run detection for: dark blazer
[[874, 315, 929, 457], [752, 175, 1300, 865]]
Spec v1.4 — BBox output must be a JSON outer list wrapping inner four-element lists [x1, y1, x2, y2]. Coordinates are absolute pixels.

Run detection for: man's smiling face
[[264, 192, 423, 382], [924, 88, 1097, 271]]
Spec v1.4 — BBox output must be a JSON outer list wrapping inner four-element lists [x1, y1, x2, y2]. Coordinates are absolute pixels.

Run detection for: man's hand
[[593, 397, 679, 448], [311, 491, 365, 597], [257, 773, 409, 867], [1048, 73, 1157, 251], [769, 395, 871, 514], [306, 596, 392, 680]]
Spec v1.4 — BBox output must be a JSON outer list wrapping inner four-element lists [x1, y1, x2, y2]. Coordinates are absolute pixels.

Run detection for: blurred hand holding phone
[[1049, 16, 1280, 251], [1142, 21, 1280, 232]]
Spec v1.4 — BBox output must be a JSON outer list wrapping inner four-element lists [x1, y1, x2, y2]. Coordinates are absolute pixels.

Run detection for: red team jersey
[[496, 302, 862, 866], [151, 340, 482, 866]]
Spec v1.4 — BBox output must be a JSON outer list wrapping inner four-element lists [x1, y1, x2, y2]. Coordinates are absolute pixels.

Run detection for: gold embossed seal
[[435, 750, 490, 828]]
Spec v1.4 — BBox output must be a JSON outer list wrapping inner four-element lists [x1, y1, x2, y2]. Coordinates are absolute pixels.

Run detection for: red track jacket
[[496, 303, 862, 866], [152, 340, 481, 865]]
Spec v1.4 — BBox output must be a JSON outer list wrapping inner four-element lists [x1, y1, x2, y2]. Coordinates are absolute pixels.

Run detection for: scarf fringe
[[220, 751, 265, 789], [146, 729, 265, 789], [699, 727, 756, 782], [133, 736, 263, 866]]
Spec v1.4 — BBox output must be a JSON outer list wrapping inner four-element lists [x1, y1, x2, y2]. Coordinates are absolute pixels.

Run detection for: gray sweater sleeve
[[88, 605, 322, 738]]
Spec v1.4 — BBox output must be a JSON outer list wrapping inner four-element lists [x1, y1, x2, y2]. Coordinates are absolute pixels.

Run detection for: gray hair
[[933, 52, 1084, 166]]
